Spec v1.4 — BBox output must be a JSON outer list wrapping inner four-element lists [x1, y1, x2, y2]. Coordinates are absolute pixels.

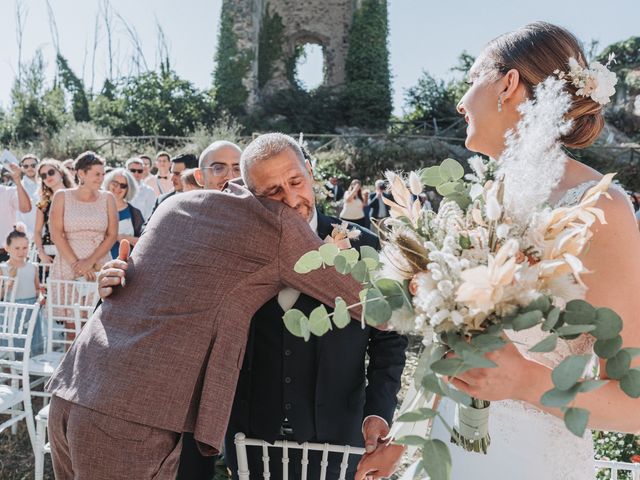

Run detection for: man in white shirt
[[127, 158, 156, 221], [144, 151, 173, 197], [139, 154, 152, 181], [16, 154, 40, 237], [0, 163, 32, 261]]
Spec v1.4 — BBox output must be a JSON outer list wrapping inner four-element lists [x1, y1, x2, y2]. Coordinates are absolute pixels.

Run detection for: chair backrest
[[595, 460, 640, 480], [234, 433, 365, 480], [0, 275, 18, 303], [46, 279, 99, 351], [34, 262, 53, 289], [0, 302, 40, 403]]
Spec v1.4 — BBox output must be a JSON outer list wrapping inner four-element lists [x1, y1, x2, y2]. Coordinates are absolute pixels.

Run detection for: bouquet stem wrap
[[451, 398, 491, 454]]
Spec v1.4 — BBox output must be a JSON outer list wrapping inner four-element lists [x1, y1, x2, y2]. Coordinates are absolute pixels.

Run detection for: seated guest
[[180, 168, 201, 192], [103, 168, 143, 260], [127, 157, 156, 221]]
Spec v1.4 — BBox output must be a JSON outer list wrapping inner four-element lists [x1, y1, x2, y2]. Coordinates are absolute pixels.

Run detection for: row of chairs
[[0, 274, 99, 480]]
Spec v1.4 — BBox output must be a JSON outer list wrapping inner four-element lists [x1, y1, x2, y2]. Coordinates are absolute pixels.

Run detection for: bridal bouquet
[[283, 77, 640, 480]]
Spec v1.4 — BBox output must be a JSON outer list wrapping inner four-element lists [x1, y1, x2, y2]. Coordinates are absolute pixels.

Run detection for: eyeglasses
[[202, 163, 241, 177], [22, 163, 37, 169], [110, 180, 128, 190], [128, 168, 143, 174], [39, 169, 57, 180]]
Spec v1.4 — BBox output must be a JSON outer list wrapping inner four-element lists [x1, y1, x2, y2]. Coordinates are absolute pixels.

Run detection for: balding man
[[194, 140, 242, 191]]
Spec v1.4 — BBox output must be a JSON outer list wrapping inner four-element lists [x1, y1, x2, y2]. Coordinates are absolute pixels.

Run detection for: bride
[[355, 21, 640, 480]]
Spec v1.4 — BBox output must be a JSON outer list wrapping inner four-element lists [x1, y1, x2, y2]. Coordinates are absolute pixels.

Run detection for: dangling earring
[[497, 96, 503, 113]]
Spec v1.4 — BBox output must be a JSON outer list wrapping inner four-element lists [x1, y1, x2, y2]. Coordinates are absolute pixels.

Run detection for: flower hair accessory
[[554, 53, 617, 106]]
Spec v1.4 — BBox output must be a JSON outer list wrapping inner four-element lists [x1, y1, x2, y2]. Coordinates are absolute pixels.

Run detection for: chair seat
[[36, 403, 50, 420], [29, 352, 64, 376], [0, 384, 25, 411]]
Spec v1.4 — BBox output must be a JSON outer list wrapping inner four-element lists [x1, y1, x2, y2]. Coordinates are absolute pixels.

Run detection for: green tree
[[213, 5, 253, 117], [8, 50, 68, 141], [343, 0, 392, 130], [56, 54, 91, 122]]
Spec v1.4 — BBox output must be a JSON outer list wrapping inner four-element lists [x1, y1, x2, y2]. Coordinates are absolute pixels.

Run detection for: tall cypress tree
[[213, 5, 253, 117], [343, 0, 392, 130]]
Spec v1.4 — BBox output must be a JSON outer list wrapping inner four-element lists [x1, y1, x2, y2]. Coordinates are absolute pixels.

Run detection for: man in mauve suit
[[45, 134, 367, 479]]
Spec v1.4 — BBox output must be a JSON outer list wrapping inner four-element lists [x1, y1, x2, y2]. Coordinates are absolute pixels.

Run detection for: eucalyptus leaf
[[624, 348, 640, 359], [351, 260, 369, 283], [422, 373, 446, 396], [431, 357, 467, 376], [332, 298, 351, 329], [512, 310, 543, 331], [564, 299, 596, 325], [552, 355, 592, 391], [422, 439, 452, 480], [606, 350, 632, 380], [524, 296, 552, 314], [445, 192, 471, 210], [334, 255, 351, 274], [471, 334, 507, 353], [542, 308, 561, 331], [440, 381, 472, 406], [364, 288, 391, 325], [421, 166, 445, 187], [461, 350, 497, 369], [300, 316, 310, 342], [440, 158, 465, 181], [282, 309, 308, 338], [293, 250, 323, 274], [397, 408, 438, 422], [318, 243, 340, 266], [394, 435, 427, 446], [540, 385, 580, 408], [337, 249, 359, 267], [309, 305, 331, 336], [556, 324, 595, 336], [529, 334, 558, 353], [436, 181, 460, 197], [577, 379, 609, 394], [360, 245, 379, 262], [594, 336, 623, 359], [363, 257, 380, 271], [620, 369, 640, 398], [592, 308, 623, 340], [564, 407, 590, 437], [375, 278, 406, 309]]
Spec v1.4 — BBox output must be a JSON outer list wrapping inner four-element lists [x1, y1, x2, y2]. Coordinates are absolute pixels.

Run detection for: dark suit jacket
[[47, 186, 364, 455], [141, 190, 177, 233], [367, 192, 393, 219], [225, 212, 407, 450]]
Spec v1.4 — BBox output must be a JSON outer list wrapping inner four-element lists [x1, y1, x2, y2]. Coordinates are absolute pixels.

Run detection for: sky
[[0, 0, 638, 116]]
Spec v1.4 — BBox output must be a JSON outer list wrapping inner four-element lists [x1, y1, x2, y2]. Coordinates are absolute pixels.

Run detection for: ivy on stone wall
[[213, 5, 253, 117], [343, 0, 392, 130], [257, 4, 285, 88]]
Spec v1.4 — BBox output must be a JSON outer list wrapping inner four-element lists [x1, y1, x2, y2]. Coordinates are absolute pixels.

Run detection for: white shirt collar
[[309, 208, 318, 234]]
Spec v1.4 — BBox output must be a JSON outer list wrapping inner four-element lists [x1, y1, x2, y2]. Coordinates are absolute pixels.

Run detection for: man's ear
[[305, 160, 314, 179], [194, 168, 204, 187]]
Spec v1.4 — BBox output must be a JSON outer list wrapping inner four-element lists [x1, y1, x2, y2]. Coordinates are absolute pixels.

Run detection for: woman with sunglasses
[[103, 168, 144, 259], [34, 159, 75, 264]]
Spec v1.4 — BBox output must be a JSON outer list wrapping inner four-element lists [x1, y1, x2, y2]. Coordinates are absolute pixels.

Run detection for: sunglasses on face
[[22, 163, 37, 169], [39, 169, 57, 180], [128, 168, 143, 174], [110, 180, 128, 190]]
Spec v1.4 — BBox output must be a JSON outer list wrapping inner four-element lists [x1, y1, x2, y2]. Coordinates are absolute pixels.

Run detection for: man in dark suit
[[223, 142, 407, 480], [326, 176, 345, 201], [367, 180, 394, 225]]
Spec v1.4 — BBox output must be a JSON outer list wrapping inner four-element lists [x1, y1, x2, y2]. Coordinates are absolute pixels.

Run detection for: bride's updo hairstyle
[[477, 21, 604, 149]]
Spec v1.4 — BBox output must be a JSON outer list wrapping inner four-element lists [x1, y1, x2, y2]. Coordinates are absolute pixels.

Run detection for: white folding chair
[[595, 460, 640, 480], [234, 432, 366, 480], [0, 274, 18, 303], [0, 301, 40, 451], [29, 279, 99, 382], [33, 262, 53, 290]]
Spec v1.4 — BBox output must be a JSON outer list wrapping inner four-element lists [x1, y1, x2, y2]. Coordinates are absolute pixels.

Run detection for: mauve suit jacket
[[46, 184, 363, 455]]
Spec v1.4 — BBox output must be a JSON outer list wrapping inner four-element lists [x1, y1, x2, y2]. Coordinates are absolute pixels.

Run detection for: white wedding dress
[[400, 181, 625, 480]]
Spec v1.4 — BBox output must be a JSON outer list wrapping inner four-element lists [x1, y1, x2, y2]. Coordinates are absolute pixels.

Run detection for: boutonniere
[[324, 221, 361, 250]]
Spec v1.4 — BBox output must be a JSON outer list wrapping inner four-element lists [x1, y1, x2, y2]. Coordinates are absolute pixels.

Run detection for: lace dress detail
[[428, 182, 606, 480]]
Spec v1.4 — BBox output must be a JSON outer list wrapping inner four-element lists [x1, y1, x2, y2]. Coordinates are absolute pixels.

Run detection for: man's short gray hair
[[125, 157, 144, 168], [240, 133, 306, 191], [198, 141, 242, 169]]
